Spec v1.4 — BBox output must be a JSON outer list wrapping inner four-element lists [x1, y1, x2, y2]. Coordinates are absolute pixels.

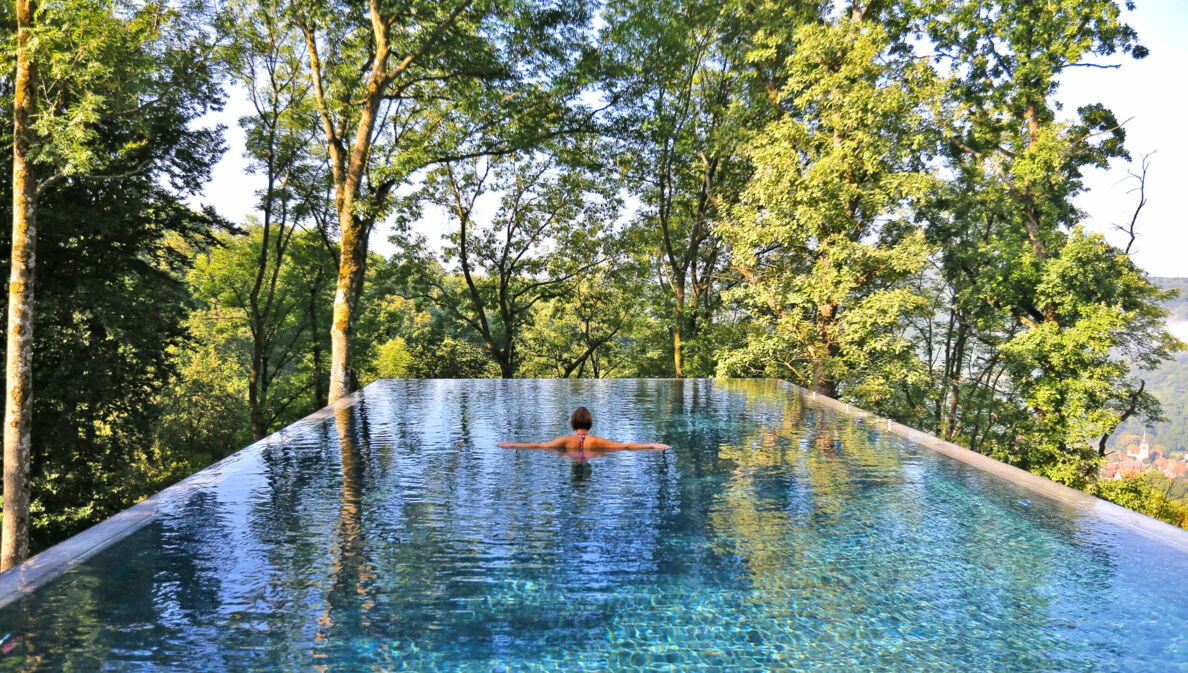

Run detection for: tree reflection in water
[[312, 401, 378, 671]]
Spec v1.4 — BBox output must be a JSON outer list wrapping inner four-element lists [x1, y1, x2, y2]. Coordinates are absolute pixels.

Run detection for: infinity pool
[[1, 379, 1187, 671]]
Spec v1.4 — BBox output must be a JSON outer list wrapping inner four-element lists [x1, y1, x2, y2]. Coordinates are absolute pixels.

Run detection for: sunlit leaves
[[718, 20, 936, 404]]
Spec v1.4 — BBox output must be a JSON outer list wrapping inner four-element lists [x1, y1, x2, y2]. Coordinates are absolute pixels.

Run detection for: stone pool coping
[[777, 379, 1188, 554], [3, 378, 1188, 611], [0, 389, 368, 611]]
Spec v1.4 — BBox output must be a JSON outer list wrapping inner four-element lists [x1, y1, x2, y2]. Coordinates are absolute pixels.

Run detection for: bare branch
[[1114, 152, 1152, 255]]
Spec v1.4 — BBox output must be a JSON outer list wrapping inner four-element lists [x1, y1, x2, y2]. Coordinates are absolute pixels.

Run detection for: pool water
[[1, 379, 1187, 671]]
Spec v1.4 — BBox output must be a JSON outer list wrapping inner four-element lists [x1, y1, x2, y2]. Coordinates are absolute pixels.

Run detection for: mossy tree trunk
[[2, 0, 38, 573]]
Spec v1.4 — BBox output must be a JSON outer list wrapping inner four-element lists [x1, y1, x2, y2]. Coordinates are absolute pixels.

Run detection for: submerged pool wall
[[1, 377, 1186, 613]]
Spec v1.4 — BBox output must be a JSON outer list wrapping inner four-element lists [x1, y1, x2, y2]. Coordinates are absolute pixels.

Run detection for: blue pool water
[[1, 379, 1187, 671]]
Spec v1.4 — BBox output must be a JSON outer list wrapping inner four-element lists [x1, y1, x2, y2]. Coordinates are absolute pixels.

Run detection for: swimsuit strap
[[578, 432, 586, 460]]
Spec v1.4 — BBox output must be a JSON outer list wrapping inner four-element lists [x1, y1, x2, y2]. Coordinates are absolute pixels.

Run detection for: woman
[[498, 406, 669, 463]]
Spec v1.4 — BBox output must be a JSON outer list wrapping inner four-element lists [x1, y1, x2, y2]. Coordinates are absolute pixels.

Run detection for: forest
[[1, 0, 1184, 570]]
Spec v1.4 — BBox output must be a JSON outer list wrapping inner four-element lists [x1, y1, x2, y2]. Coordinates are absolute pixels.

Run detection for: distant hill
[[1163, 277, 1188, 342], [1113, 277, 1188, 456]]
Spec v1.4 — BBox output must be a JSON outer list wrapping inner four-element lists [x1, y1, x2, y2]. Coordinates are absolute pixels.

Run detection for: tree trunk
[[672, 289, 685, 378], [810, 355, 836, 398], [328, 215, 368, 400], [811, 303, 838, 398], [249, 342, 267, 440], [311, 280, 326, 408], [304, 3, 391, 403], [3, 0, 37, 572], [673, 325, 684, 379]]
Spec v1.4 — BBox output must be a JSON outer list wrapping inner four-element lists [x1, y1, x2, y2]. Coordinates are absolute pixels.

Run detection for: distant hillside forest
[[1114, 278, 1188, 456], [3, 0, 1186, 569]]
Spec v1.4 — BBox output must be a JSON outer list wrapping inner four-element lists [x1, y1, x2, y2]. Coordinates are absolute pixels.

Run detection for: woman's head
[[570, 406, 593, 431]]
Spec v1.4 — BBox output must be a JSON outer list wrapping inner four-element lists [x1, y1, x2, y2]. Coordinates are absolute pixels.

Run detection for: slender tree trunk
[[249, 341, 266, 440], [941, 326, 967, 442], [672, 289, 685, 378], [311, 279, 326, 408], [3, 0, 38, 572], [673, 325, 684, 378]]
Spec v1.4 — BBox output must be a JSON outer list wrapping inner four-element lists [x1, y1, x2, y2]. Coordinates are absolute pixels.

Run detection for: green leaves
[[718, 18, 936, 403], [24, 0, 219, 179]]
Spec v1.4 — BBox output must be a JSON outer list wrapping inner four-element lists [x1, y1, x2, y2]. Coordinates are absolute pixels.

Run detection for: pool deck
[[2, 378, 1187, 611]]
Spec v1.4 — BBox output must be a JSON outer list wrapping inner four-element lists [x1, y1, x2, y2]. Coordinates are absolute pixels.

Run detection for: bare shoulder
[[585, 435, 628, 449]]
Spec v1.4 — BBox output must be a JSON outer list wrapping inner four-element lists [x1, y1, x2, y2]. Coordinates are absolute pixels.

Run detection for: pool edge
[[0, 387, 371, 611], [776, 379, 1188, 554]]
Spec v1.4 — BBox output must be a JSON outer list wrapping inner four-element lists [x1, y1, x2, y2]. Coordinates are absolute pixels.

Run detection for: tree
[[718, 17, 937, 403], [189, 227, 336, 438], [2, 0, 221, 570], [400, 151, 618, 378], [521, 264, 645, 378], [910, 0, 1182, 485], [290, 0, 594, 400], [601, 0, 782, 377], [5, 0, 38, 574], [223, 0, 325, 437]]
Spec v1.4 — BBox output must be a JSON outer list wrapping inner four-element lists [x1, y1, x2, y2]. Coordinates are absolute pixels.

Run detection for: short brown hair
[[570, 406, 593, 431]]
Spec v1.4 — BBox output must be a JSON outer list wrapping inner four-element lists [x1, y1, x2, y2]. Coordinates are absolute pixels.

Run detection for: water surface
[[1, 379, 1186, 671]]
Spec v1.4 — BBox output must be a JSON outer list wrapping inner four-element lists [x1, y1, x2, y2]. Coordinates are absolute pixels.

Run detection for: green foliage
[[353, 289, 498, 381], [183, 226, 336, 428], [373, 337, 415, 379], [718, 20, 936, 406], [0, 0, 222, 549], [148, 304, 252, 477], [12, 0, 222, 189], [1091, 476, 1188, 528]]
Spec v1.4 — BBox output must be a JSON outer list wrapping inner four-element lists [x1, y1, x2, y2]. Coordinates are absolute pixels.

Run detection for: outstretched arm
[[622, 442, 670, 451], [498, 437, 568, 450], [593, 438, 670, 451]]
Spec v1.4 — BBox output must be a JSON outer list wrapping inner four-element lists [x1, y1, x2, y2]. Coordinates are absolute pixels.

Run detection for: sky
[[1061, 0, 1188, 279], [191, 0, 1188, 278]]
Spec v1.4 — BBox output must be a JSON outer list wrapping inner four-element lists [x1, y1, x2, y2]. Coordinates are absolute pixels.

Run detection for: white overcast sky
[[190, 0, 1188, 278]]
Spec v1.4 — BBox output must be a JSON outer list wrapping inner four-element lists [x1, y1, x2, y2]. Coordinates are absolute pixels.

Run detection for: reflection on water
[[1, 379, 1187, 672]]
